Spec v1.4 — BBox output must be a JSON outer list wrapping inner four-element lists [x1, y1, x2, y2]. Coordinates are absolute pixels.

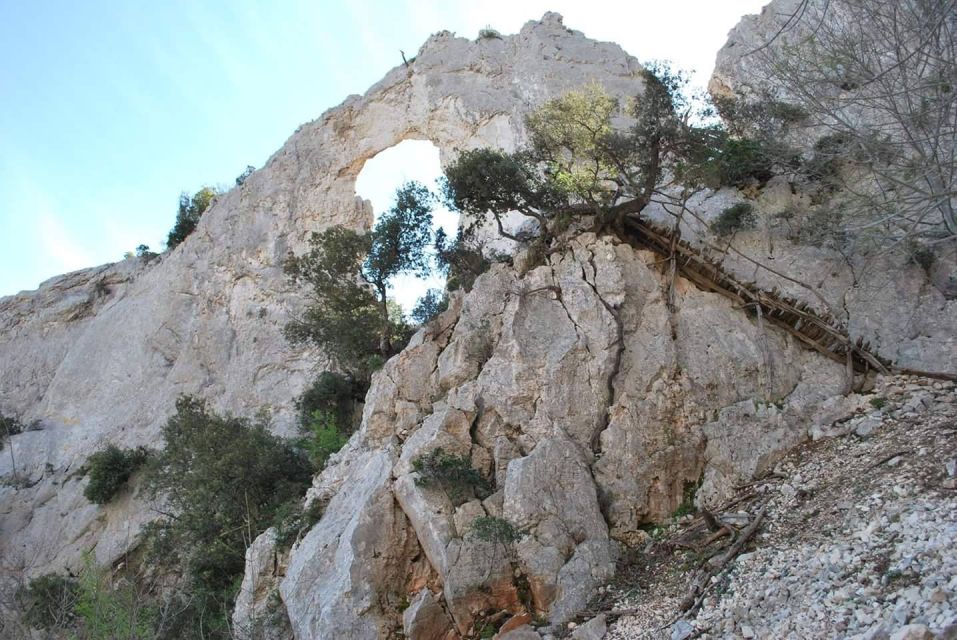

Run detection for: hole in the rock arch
[[355, 139, 458, 316]]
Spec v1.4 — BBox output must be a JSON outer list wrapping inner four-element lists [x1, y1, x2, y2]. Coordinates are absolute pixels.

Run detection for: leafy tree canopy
[[441, 66, 731, 241], [166, 186, 219, 250], [285, 181, 434, 379], [144, 396, 313, 594]]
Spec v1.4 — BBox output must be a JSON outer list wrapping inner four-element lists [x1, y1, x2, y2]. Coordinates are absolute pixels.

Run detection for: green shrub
[[478, 26, 502, 40], [83, 445, 149, 504], [412, 448, 490, 502], [144, 396, 314, 597], [299, 410, 349, 468], [712, 202, 757, 237], [22, 574, 78, 629], [135, 244, 158, 261], [0, 412, 23, 451], [717, 138, 777, 188], [235, 165, 255, 186], [469, 516, 522, 545], [166, 186, 219, 249], [297, 371, 361, 429], [869, 396, 888, 410], [72, 556, 156, 640], [411, 288, 449, 325], [672, 479, 700, 518]]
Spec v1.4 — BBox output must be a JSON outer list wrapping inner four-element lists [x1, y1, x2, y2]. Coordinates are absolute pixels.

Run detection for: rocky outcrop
[[704, 0, 957, 373], [266, 230, 851, 636], [3, 6, 955, 640], [605, 375, 957, 639], [0, 12, 649, 580], [231, 529, 293, 640]]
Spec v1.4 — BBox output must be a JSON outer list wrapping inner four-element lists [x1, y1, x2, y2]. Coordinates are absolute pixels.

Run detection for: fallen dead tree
[[622, 216, 957, 382]]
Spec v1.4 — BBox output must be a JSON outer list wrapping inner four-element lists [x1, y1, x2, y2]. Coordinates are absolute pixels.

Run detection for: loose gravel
[[602, 376, 957, 640]]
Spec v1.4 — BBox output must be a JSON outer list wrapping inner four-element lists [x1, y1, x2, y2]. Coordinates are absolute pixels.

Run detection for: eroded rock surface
[[2, 7, 955, 640], [0, 12, 648, 580], [273, 231, 851, 636]]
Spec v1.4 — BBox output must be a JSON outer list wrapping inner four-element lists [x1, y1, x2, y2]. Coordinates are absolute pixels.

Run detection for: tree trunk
[[377, 286, 391, 357]]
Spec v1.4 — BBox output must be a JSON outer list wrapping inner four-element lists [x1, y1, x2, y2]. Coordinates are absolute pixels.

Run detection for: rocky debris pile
[[600, 376, 956, 640]]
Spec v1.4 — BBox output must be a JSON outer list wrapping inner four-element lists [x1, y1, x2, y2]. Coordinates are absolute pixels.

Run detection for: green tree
[[83, 445, 149, 505], [285, 181, 434, 379], [411, 288, 449, 324], [144, 397, 313, 596], [442, 67, 726, 241], [165, 186, 219, 249]]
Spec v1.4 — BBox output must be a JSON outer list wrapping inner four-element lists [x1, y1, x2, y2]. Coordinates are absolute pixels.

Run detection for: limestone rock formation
[[263, 229, 854, 636], [705, 0, 957, 373], [2, 6, 955, 640], [0, 12, 648, 581]]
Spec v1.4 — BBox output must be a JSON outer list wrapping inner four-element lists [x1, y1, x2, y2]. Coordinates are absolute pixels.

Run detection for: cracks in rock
[[577, 248, 626, 455], [540, 265, 597, 362]]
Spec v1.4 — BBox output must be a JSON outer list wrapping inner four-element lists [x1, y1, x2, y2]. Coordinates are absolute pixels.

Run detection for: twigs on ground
[[680, 503, 767, 618]]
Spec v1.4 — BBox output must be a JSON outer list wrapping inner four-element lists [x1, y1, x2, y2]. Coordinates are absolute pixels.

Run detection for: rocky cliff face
[[237, 229, 856, 638], [0, 13, 650, 581], [2, 5, 955, 640], [704, 0, 956, 372]]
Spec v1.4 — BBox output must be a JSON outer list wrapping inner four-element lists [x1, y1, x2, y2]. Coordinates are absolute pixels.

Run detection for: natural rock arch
[[0, 12, 647, 580]]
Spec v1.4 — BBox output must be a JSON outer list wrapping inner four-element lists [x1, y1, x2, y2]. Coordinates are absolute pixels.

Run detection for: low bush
[[712, 202, 756, 237], [72, 556, 156, 640], [296, 371, 361, 429], [672, 479, 700, 518], [83, 445, 149, 504], [299, 410, 349, 468], [22, 574, 78, 629], [469, 516, 522, 545], [478, 26, 502, 40], [235, 165, 255, 186], [716, 139, 777, 188], [135, 244, 158, 261], [412, 448, 490, 502], [0, 412, 23, 451]]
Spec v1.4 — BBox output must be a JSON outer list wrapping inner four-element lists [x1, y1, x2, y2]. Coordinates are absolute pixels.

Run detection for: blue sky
[[0, 0, 767, 300]]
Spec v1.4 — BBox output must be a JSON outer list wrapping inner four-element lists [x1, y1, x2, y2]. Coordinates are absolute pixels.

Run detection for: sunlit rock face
[[705, 0, 956, 373], [269, 230, 847, 637], [0, 11, 647, 592], [4, 7, 955, 639]]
